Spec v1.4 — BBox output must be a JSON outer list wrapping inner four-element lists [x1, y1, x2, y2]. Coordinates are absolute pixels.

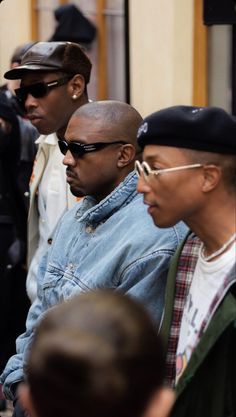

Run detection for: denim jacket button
[[86, 225, 94, 233]]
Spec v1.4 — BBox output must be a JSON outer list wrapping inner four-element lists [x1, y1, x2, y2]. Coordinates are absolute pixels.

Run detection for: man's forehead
[[143, 144, 166, 157], [65, 115, 104, 142], [143, 144, 188, 162]]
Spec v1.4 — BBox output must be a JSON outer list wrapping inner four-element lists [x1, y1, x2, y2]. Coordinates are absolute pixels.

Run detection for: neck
[[95, 170, 134, 202], [186, 197, 236, 255], [200, 232, 236, 261]]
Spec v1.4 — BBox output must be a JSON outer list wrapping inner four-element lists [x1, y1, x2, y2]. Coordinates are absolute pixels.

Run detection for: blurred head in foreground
[[19, 290, 174, 417]]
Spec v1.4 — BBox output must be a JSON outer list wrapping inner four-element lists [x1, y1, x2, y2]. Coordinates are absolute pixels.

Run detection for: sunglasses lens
[[15, 82, 48, 104], [58, 141, 68, 155], [30, 83, 48, 98], [69, 143, 84, 158], [58, 141, 85, 158]]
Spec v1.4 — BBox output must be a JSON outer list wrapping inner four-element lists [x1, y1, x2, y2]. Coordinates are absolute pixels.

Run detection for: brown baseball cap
[[4, 41, 92, 83]]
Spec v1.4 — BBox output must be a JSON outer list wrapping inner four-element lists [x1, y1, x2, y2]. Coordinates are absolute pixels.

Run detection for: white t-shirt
[[175, 241, 236, 384]]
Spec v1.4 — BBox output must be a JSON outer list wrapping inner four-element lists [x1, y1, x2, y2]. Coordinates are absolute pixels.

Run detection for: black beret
[[137, 105, 236, 155]]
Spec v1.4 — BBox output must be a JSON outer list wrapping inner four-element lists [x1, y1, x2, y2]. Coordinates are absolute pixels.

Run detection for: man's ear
[[143, 388, 175, 417], [69, 74, 85, 99], [18, 383, 37, 417], [202, 165, 222, 192], [117, 144, 136, 168]]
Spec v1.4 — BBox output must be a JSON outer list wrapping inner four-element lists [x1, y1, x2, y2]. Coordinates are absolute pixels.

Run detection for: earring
[[72, 94, 77, 100]]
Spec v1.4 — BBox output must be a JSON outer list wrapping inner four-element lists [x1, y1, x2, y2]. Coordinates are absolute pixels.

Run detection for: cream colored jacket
[[26, 133, 77, 301]]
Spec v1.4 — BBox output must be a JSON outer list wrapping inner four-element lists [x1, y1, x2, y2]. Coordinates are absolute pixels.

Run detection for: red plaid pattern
[[164, 234, 201, 386]]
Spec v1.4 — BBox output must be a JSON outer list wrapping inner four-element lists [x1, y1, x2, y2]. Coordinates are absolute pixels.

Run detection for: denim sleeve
[[0, 251, 49, 400], [119, 250, 174, 331]]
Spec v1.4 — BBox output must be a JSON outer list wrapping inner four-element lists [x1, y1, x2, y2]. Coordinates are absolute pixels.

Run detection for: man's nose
[[63, 150, 77, 167], [24, 93, 38, 110], [136, 175, 151, 194]]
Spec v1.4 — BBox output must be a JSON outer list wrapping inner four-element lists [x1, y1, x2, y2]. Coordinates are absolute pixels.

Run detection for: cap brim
[[4, 64, 60, 80]]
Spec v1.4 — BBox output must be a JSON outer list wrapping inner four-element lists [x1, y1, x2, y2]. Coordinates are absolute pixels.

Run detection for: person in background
[[3, 41, 92, 302], [0, 42, 36, 113], [0, 42, 38, 212], [0, 93, 31, 411], [1, 100, 187, 417], [49, 4, 96, 48], [18, 290, 174, 417], [136, 105, 236, 417]]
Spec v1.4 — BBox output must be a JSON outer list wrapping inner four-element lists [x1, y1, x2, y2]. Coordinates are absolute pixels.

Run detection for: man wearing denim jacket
[[1, 101, 187, 415]]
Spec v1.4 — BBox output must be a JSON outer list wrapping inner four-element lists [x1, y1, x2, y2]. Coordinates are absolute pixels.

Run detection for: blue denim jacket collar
[[75, 171, 138, 225]]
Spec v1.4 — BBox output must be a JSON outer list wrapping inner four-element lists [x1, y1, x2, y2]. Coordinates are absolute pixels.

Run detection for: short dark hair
[[183, 149, 236, 190], [25, 291, 165, 417]]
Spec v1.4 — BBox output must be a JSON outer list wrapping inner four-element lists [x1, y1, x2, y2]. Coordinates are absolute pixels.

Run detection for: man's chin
[[151, 214, 178, 229], [70, 186, 85, 198]]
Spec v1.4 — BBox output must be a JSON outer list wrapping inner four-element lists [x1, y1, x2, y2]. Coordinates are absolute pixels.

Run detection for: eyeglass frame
[[14, 75, 74, 105], [58, 139, 128, 158], [135, 160, 203, 180]]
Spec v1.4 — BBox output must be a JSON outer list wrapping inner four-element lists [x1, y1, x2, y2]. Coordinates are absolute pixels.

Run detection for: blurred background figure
[[0, 44, 38, 411], [0, 93, 31, 411], [18, 290, 174, 417], [0, 42, 39, 212], [0, 42, 36, 113], [49, 4, 96, 49]]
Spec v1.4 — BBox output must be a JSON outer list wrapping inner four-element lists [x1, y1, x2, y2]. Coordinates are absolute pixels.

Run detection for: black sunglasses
[[58, 140, 127, 158], [14, 75, 73, 104]]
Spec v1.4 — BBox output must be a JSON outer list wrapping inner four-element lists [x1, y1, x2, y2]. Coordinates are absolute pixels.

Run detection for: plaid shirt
[[165, 234, 201, 386], [165, 235, 236, 387]]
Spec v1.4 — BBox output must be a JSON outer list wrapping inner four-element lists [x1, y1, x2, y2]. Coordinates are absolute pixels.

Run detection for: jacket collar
[[35, 133, 58, 145], [75, 171, 138, 225]]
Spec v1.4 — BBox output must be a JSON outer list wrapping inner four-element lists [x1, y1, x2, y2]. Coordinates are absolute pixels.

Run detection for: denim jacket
[[1, 172, 188, 399]]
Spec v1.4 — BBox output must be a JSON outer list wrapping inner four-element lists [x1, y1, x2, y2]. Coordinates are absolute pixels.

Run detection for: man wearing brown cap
[[4, 41, 91, 302], [136, 105, 236, 417]]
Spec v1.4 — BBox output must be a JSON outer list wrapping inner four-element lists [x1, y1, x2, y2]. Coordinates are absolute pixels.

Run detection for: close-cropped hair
[[183, 149, 236, 190], [73, 100, 143, 155], [25, 291, 165, 417]]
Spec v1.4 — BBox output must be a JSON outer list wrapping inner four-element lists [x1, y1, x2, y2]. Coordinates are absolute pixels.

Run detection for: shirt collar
[[35, 133, 58, 145]]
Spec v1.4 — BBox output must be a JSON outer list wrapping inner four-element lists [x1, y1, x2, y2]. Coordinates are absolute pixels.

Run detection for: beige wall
[[0, 0, 32, 83], [0, 0, 194, 115], [129, 0, 194, 116]]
